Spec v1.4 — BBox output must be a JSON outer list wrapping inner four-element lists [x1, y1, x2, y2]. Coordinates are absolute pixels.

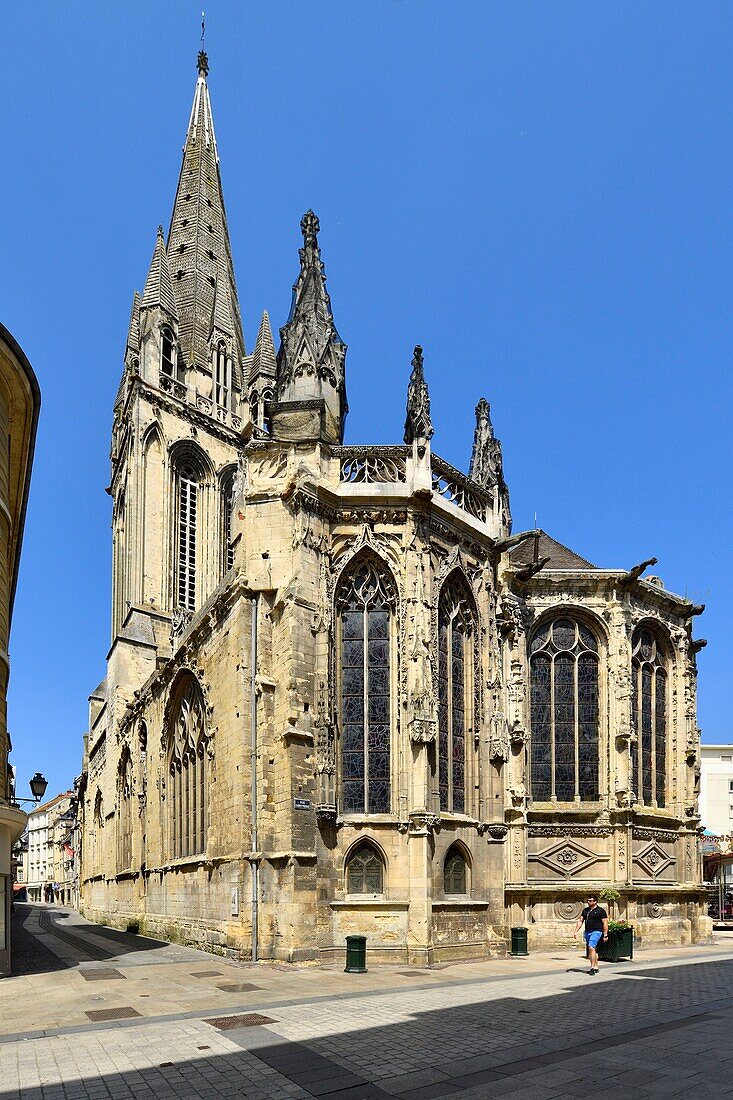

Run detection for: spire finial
[[300, 210, 320, 247], [197, 11, 209, 77], [404, 344, 434, 450]]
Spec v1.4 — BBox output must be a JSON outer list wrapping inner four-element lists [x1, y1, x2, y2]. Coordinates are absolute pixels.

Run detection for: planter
[[598, 926, 634, 962]]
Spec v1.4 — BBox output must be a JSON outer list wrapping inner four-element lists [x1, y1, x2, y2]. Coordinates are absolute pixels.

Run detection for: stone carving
[[408, 551, 437, 744], [170, 607, 192, 646], [403, 345, 433, 455], [634, 842, 675, 879], [409, 811, 440, 834], [339, 447, 408, 484], [530, 839, 610, 878], [487, 675, 510, 762], [646, 902, 663, 918], [555, 900, 584, 921]]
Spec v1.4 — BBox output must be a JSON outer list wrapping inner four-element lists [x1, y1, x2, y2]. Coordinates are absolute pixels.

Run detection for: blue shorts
[[585, 930, 602, 949]]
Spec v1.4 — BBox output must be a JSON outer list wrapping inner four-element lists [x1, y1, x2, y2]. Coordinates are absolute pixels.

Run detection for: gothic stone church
[[79, 52, 710, 961]]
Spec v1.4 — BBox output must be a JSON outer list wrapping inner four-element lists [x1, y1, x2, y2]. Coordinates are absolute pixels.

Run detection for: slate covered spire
[[276, 211, 348, 443], [250, 310, 277, 385], [166, 50, 245, 371], [141, 227, 178, 321]]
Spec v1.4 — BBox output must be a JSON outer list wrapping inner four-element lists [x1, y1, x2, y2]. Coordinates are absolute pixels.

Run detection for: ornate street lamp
[[28, 773, 48, 802]]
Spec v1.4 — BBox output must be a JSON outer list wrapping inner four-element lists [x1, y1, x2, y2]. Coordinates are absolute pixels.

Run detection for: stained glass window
[[346, 844, 384, 894], [444, 847, 468, 894], [337, 556, 396, 814], [530, 617, 599, 801], [438, 576, 474, 814], [168, 678, 208, 859], [631, 627, 667, 808]]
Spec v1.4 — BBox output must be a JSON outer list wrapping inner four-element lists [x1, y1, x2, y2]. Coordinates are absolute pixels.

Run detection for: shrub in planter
[[598, 919, 634, 962]]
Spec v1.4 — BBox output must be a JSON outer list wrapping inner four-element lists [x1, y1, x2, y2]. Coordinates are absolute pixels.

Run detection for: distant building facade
[[700, 746, 733, 836], [0, 323, 40, 977], [78, 53, 710, 962], [25, 793, 73, 904]]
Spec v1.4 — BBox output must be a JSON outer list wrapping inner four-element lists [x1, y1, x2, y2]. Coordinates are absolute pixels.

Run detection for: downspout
[[250, 593, 259, 962]]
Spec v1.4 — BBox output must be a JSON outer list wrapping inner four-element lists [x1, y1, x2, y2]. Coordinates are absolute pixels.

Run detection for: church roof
[[165, 52, 245, 370], [509, 530, 597, 570]]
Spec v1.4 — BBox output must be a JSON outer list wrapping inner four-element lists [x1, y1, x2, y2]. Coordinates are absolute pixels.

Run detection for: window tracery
[[176, 461, 198, 611], [444, 846, 468, 894], [530, 617, 599, 802], [214, 341, 230, 409], [437, 574, 474, 814], [336, 555, 396, 815], [161, 327, 176, 377], [346, 843, 384, 894], [167, 677, 208, 859], [631, 626, 668, 808]]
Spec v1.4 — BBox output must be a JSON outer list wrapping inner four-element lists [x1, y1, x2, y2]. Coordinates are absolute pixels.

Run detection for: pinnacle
[[141, 227, 178, 321]]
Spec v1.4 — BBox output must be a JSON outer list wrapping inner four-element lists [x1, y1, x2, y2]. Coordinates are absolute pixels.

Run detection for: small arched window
[[249, 391, 260, 429], [437, 574, 475, 814], [117, 749, 133, 872], [530, 617, 600, 802], [346, 843, 384, 894], [176, 461, 198, 611], [262, 388, 274, 433], [168, 677, 208, 859], [336, 555, 397, 815], [214, 341, 230, 409], [161, 327, 176, 377], [444, 846, 468, 895], [631, 627, 668, 808]]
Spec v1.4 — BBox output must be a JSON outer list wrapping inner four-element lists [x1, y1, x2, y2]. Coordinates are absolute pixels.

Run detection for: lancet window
[[117, 749, 133, 872], [176, 461, 198, 611], [631, 627, 668, 808], [214, 341, 230, 409], [167, 677, 208, 860], [437, 575, 475, 814], [444, 846, 468, 895], [221, 468, 235, 575], [336, 554, 397, 815], [530, 617, 600, 802], [161, 327, 176, 377], [346, 843, 384, 894]]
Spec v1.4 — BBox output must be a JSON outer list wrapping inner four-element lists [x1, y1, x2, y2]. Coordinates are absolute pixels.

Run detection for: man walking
[[574, 894, 608, 975]]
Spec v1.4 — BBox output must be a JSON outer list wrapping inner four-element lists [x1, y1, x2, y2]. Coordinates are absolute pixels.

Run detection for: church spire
[[141, 226, 178, 321], [275, 211, 347, 444], [165, 50, 245, 373]]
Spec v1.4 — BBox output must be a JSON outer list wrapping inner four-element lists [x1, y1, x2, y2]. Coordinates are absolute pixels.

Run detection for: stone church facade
[[78, 52, 710, 961]]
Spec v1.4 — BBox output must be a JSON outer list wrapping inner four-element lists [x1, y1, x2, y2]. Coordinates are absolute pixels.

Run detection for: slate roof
[[509, 530, 597, 570]]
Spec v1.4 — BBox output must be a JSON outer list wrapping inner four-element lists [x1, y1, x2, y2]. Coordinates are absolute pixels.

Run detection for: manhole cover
[[397, 971, 432, 977], [216, 982, 260, 993], [79, 968, 126, 981], [192, 970, 225, 978], [206, 1013, 276, 1030], [85, 1007, 142, 1022]]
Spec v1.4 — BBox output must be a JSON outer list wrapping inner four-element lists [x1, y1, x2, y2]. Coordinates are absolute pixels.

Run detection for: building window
[[336, 554, 396, 815], [437, 575, 475, 814], [214, 341, 230, 408], [631, 627, 668, 808], [176, 461, 198, 611], [117, 750, 133, 872], [444, 846, 468, 895], [167, 677, 208, 860], [221, 468, 235, 576], [161, 327, 176, 377], [346, 843, 383, 894], [530, 617, 600, 802]]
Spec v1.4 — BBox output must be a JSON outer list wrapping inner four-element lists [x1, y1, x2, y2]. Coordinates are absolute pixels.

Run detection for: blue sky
[[3, 2, 731, 800]]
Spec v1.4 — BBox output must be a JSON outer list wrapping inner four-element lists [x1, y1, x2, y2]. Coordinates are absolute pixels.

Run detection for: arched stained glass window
[[336, 555, 396, 815], [176, 461, 198, 611], [168, 678, 208, 859], [444, 847, 468, 895], [530, 617, 599, 802], [631, 627, 667, 808], [346, 844, 384, 894], [437, 575, 474, 814]]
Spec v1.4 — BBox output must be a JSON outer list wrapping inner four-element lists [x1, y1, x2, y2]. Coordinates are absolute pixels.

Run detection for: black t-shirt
[[581, 905, 607, 933]]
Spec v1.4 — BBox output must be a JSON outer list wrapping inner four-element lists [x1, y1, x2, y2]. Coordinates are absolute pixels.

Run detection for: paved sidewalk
[[2, 904, 733, 1098]]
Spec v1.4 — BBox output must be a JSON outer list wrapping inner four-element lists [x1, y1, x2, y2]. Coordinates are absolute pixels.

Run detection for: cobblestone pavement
[[2, 905, 733, 1098]]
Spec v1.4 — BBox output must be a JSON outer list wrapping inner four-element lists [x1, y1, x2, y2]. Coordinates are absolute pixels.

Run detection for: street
[[1, 905, 733, 1098]]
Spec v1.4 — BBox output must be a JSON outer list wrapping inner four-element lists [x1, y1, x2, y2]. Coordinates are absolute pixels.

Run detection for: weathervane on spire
[[197, 11, 209, 77]]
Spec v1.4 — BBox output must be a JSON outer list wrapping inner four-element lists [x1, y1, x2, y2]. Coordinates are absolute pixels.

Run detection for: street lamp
[[29, 773, 48, 802]]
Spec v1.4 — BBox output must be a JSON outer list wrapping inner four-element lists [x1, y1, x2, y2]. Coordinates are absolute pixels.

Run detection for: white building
[[25, 793, 73, 903], [700, 746, 733, 836]]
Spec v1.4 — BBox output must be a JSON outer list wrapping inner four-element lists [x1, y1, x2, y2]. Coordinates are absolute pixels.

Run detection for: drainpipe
[[250, 593, 259, 962]]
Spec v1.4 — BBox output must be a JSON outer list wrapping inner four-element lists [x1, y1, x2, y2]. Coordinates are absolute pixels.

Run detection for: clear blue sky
[[3, 2, 731, 801]]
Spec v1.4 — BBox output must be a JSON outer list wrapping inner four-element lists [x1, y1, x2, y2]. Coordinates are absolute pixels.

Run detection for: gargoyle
[[618, 557, 658, 587], [513, 556, 550, 583], [494, 529, 541, 554], [681, 603, 705, 619], [690, 638, 707, 654]]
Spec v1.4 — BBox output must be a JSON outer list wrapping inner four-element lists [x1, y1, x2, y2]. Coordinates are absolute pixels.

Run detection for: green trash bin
[[510, 926, 528, 956], [345, 934, 367, 973]]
